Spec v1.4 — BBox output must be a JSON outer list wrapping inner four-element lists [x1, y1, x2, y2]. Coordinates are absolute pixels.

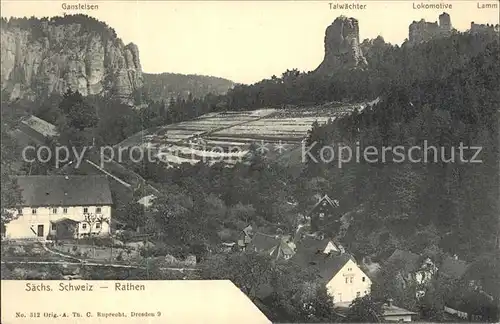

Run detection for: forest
[[1, 24, 499, 322]]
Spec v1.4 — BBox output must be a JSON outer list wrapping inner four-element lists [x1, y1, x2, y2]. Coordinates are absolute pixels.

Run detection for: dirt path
[[29, 242, 201, 272], [41, 241, 83, 262]]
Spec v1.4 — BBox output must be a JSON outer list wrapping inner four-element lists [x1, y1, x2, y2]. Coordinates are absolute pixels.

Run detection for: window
[[17, 209, 22, 215], [32, 209, 37, 214], [356, 292, 361, 298], [52, 208, 57, 214], [83, 207, 88, 213], [345, 277, 348, 283], [350, 277, 353, 284], [63, 208, 68, 214], [96, 223, 101, 229], [82, 223, 87, 229], [96, 207, 101, 214], [362, 276, 366, 282], [51, 223, 56, 231]]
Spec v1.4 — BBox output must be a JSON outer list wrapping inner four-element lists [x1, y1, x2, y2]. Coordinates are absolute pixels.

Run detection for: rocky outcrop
[[1, 16, 143, 102], [315, 16, 367, 74], [408, 12, 452, 45], [470, 22, 500, 35]]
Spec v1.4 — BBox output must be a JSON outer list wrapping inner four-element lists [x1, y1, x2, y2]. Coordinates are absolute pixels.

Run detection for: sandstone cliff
[[315, 16, 367, 75], [1, 15, 143, 102], [408, 12, 452, 45]]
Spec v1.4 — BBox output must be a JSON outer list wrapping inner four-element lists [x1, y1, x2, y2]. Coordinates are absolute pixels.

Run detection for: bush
[[139, 244, 171, 258], [116, 230, 134, 242]]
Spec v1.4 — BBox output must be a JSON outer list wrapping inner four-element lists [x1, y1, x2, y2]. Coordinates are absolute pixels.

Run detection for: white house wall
[[326, 259, 372, 304], [324, 241, 339, 254], [5, 205, 111, 239], [384, 314, 413, 322]]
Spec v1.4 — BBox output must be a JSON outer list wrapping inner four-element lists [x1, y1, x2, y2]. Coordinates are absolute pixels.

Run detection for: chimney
[[387, 298, 393, 307]]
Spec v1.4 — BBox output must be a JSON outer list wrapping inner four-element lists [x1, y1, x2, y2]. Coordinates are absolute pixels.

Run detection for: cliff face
[[408, 13, 452, 45], [1, 17, 143, 102], [315, 16, 367, 74]]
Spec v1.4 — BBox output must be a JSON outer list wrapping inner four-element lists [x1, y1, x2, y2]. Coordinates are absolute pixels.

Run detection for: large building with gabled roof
[[291, 247, 372, 305], [4, 175, 113, 240]]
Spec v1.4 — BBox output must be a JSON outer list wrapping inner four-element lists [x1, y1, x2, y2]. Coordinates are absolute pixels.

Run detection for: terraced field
[[116, 98, 380, 167]]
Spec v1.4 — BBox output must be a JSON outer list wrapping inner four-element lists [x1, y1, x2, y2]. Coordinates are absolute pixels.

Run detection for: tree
[[266, 262, 340, 322], [0, 173, 22, 231], [120, 202, 145, 231], [56, 89, 98, 148], [82, 212, 109, 257], [0, 128, 22, 230], [343, 296, 384, 323], [200, 251, 274, 300]]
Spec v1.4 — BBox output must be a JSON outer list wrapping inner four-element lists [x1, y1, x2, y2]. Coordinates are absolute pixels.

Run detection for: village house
[[4, 175, 113, 240], [246, 232, 296, 260], [335, 297, 417, 322], [386, 249, 438, 296], [306, 194, 341, 233], [381, 298, 418, 322], [237, 225, 254, 250], [291, 239, 372, 305], [309, 253, 371, 304]]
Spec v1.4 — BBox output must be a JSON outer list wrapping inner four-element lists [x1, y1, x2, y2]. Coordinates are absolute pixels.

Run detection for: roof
[[386, 249, 421, 273], [270, 240, 295, 259], [292, 223, 310, 243], [292, 252, 355, 283], [21, 115, 58, 138], [307, 194, 340, 216], [137, 194, 156, 208], [242, 225, 253, 236], [14, 175, 113, 207], [296, 235, 335, 254], [247, 232, 280, 253], [51, 217, 80, 224], [383, 304, 418, 317], [440, 256, 470, 279]]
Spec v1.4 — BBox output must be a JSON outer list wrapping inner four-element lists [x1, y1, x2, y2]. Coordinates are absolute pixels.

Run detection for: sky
[[1, 0, 499, 84]]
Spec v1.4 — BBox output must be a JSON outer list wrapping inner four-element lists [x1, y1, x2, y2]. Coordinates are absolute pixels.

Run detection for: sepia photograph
[[0, 0, 499, 322]]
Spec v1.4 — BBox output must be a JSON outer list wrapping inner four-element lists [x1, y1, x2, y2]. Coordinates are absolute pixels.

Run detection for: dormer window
[[17, 209, 23, 215]]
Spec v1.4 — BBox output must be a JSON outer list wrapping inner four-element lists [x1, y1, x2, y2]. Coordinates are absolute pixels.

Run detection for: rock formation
[[470, 22, 500, 35], [315, 16, 367, 74], [408, 12, 452, 45], [1, 16, 143, 102]]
